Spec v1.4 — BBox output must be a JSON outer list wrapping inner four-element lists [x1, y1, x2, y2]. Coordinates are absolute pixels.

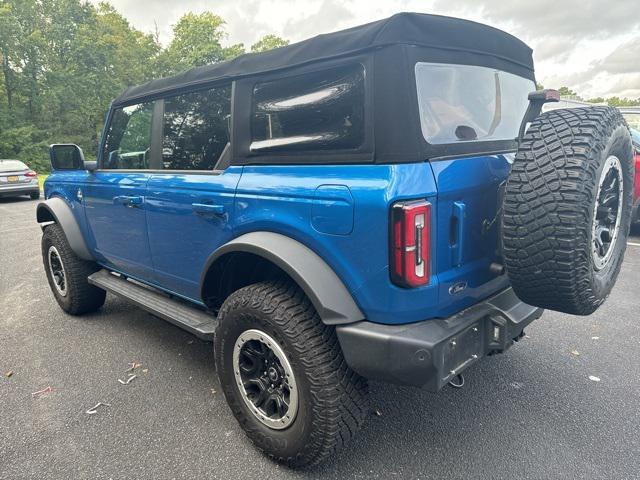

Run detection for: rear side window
[[102, 102, 154, 169], [250, 64, 365, 153], [162, 85, 231, 170], [415, 63, 534, 144]]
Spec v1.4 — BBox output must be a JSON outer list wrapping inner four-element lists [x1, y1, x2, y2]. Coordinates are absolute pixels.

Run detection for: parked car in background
[[543, 106, 639, 226], [621, 110, 640, 131], [0, 160, 40, 199], [619, 110, 639, 224], [631, 128, 640, 225]]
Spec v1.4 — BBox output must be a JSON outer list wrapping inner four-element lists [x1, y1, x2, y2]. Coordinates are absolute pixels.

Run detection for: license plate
[[443, 322, 483, 377], [7, 175, 19, 182]]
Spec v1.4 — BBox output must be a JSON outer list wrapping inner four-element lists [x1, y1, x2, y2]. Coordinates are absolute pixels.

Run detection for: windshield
[[415, 62, 534, 145]]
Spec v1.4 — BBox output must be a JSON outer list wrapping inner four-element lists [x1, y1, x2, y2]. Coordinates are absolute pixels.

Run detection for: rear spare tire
[[503, 106, 634, 315]]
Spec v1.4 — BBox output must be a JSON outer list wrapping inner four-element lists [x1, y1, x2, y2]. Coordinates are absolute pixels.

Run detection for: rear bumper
[[336, 287, 543, 391], [0, 184, 39, 196]]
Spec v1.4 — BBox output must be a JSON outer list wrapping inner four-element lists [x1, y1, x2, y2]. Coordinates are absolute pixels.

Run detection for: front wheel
[[214, 280, 369, 467], [42, 223, 106, 315]]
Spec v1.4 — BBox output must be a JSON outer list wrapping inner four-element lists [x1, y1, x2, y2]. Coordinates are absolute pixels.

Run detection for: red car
[[631, 128, 640, 225], [620, 107, 640, 225]]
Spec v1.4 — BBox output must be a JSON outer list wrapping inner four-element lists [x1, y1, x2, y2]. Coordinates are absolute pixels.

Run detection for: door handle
[[450, 201, 466, 267], [114, 195, 143, 207], [192, 203, 225, 216]]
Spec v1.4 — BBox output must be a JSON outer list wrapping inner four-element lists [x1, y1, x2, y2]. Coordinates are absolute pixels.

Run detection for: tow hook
[[448, 373, 465, 389], [513, 330, 526, 342]]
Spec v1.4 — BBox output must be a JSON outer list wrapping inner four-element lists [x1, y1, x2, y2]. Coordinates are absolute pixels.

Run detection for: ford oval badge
[[449, 281, 467, 295]]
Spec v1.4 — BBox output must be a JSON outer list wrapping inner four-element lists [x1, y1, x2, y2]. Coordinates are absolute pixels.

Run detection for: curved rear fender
[[201, 232, 365, 325], [36, 197, 93, 261]]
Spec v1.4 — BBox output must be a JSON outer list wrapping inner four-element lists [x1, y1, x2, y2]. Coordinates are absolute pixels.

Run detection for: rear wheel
[[503, 107, 634, 315], [42, 223, 106, 314], [214, 280, 369, 467], [30, 191, 40, 200]]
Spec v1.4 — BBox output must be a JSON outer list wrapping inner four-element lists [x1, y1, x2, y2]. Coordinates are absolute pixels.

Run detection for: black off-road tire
[[42, 223, 106, 315], [30, 191, 40, 200], [214, 280, 369, 468], [503, 107, 634, 315]]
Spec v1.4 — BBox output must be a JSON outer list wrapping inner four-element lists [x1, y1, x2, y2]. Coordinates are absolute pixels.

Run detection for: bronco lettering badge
[[449, 281, 467, 295]]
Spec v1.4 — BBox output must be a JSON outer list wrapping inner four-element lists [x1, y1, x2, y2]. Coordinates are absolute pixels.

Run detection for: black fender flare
[[36, 197, 93, 261], [201, 232, 365, 325]]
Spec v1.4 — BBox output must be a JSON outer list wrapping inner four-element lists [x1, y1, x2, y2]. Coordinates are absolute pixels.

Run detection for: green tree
[[0, 0, 160, 169], [156, 12, 242, 76], [584, 96, 640, 106], [251, 34, 289, 53], [557, 86, 581, 99], [0, 125, 49, 171], [223, 43, 246, 60], [0, 2, 19, 111], [604, 96, 640, 107], [57, 3, 160, 150], [0, 1, 289, 172]]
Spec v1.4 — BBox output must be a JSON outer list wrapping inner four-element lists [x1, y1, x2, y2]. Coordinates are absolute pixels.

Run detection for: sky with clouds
[[93, 0, 640, 99]]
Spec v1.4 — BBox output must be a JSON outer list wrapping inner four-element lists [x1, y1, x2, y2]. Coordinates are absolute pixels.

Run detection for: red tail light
[[25, 170, 37, 177], [390, 199, 431, 288]]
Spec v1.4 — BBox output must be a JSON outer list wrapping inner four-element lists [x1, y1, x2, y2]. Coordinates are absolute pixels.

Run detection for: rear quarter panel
[[234, 163, 441, 324], [235, 157, 511, 325]]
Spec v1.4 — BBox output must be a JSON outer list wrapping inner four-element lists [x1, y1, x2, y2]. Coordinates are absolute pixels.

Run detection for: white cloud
[[92, 0, 640, 98]]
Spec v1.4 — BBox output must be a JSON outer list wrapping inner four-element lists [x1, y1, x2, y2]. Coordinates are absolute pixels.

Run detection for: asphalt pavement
[[1, 196, 639, 480]]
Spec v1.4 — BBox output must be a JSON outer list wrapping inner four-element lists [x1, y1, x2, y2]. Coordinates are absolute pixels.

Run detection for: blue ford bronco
[[37, 13, 634, 467]]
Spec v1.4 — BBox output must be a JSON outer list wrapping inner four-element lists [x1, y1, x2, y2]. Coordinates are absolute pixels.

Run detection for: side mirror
[[49, 144, 89, 171], [84, 160, 97, 172]]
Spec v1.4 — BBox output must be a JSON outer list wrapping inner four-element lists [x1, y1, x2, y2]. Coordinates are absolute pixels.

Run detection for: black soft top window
[[102, 102, 154, 170], [415, 62, 534, 144], [112, 14, 535, 165], [250, 64, 365, 153], [162, 85, 231, 170]]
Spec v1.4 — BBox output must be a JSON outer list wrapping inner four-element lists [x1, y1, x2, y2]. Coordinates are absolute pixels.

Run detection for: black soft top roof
[[114, 12, 534, 106]]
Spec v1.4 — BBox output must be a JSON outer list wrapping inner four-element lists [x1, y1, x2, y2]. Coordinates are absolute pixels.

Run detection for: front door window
[[102, 102, 154, 170]]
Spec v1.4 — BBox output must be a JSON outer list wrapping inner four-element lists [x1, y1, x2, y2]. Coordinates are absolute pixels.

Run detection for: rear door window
[[162, 85, 231, 170], [250, 64, 365, 153], [102, 102, 154, 169], [415, 63, 534, 144]]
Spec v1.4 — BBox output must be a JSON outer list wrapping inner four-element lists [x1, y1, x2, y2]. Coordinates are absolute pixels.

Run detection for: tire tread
[[502, 106, 633, 314], [215, 279, 369, 467], [42, 223, 106, 315]]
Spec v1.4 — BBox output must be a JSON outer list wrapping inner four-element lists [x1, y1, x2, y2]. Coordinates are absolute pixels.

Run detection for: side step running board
[[88, 269, 217, 340]]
